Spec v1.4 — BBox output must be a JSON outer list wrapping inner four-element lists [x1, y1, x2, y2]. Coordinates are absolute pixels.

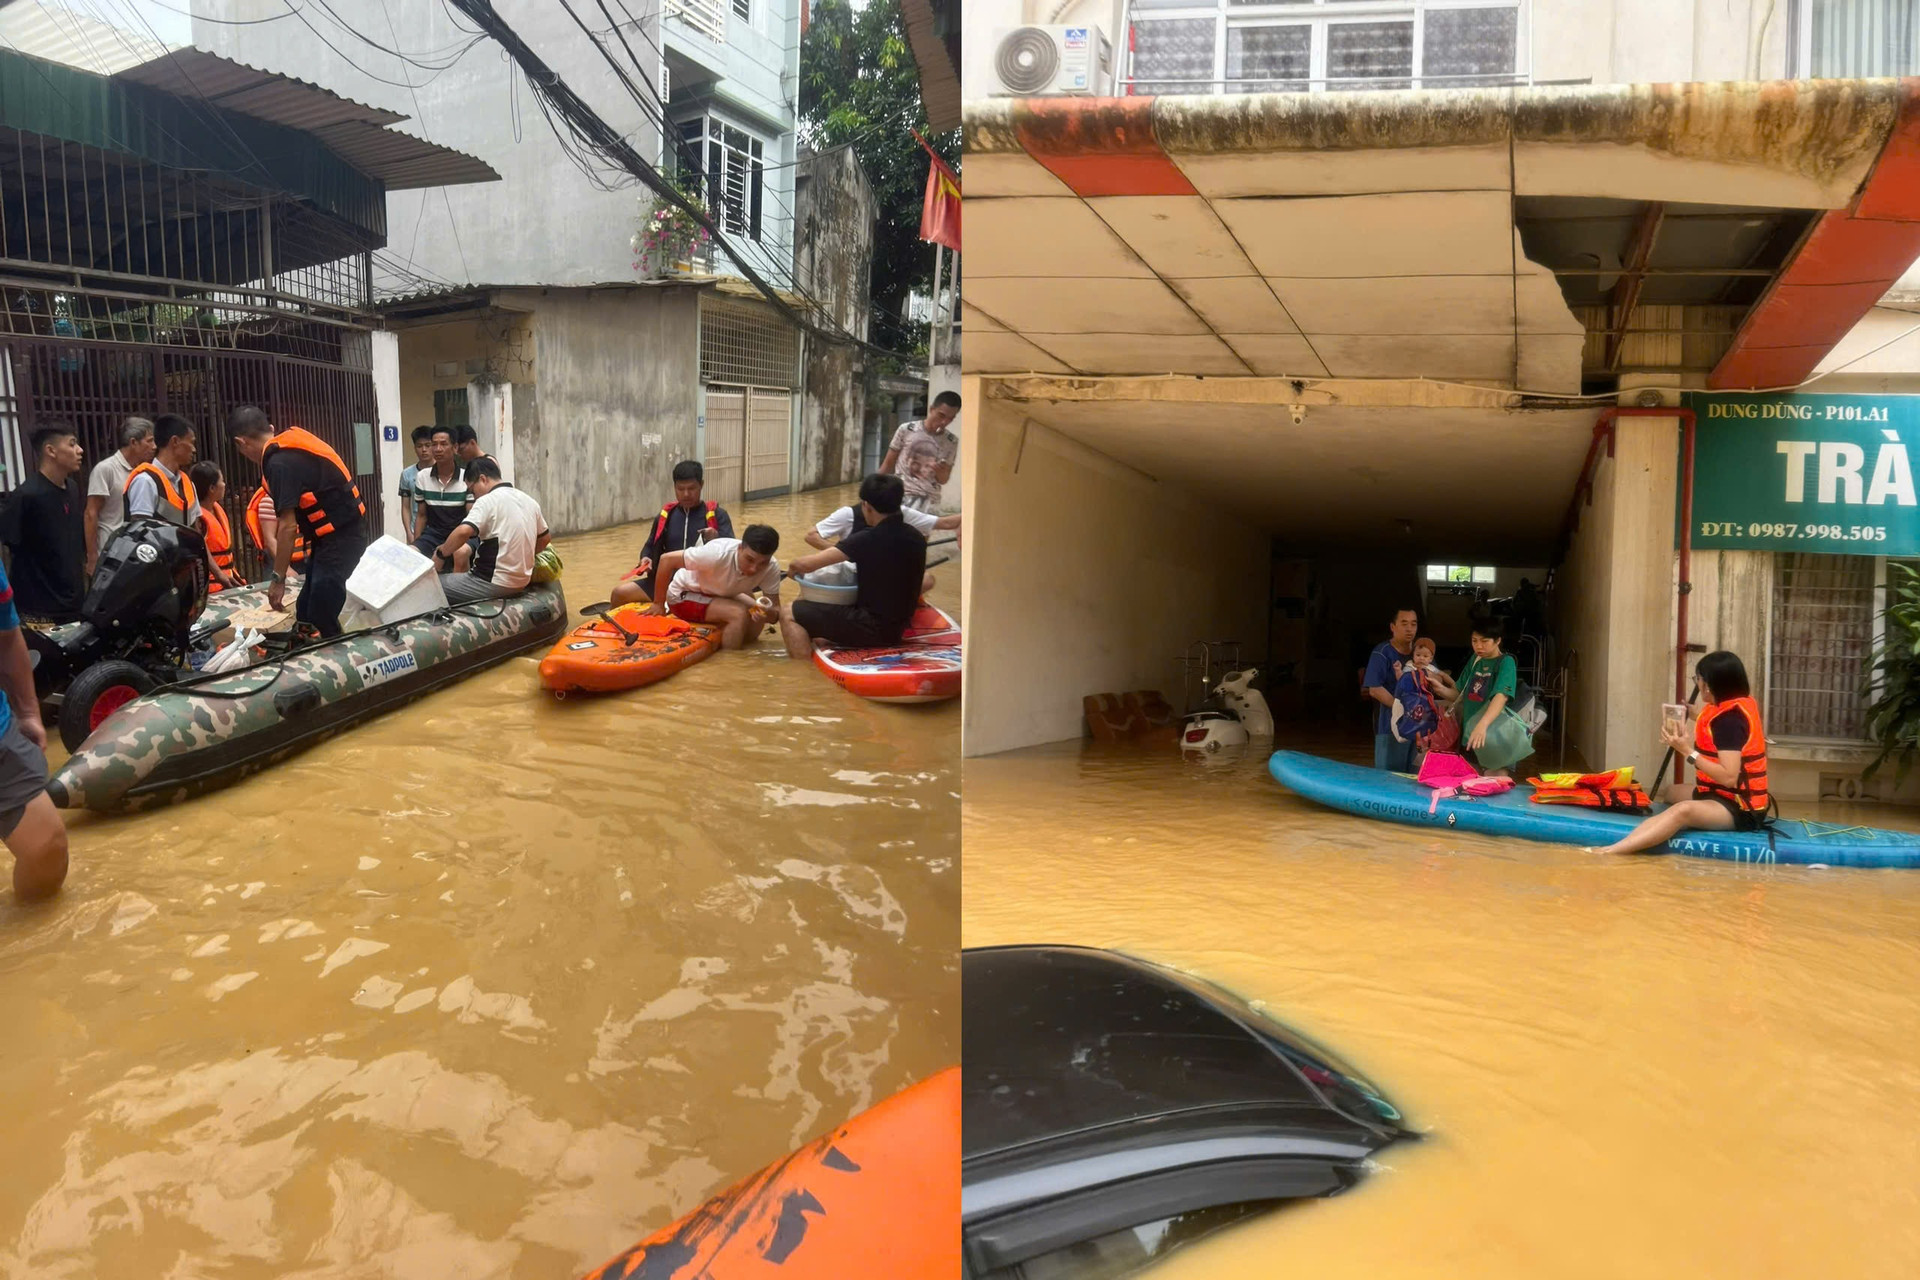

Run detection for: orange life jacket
[[1693, 696, 1769, 813], [263, 426, 365, 540], [245, 484, 307, 567], [1529, 785, 1653, 812], [198, 502, 241, 592], [123, 462, 196, 524], [653, 500, 717, 550]]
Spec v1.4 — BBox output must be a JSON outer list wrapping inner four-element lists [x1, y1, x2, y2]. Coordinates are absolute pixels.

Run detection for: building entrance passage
[[701, 384, 792, 506]]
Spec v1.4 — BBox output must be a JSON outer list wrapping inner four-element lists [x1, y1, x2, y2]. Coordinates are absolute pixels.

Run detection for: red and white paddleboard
[[811, 603, 961, 704]]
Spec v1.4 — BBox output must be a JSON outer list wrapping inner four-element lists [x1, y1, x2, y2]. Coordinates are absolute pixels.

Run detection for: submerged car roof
[[962, 945, 1412, 1268]]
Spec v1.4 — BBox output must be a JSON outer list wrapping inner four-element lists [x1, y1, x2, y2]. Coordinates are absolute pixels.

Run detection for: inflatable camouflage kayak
[[48, 584, 566, 813]]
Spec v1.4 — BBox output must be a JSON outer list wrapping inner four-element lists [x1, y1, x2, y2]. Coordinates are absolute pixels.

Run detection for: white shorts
[[664, 581, 714, 609]]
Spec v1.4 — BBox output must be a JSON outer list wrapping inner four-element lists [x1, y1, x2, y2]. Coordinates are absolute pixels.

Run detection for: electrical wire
[[543, 0, 870, 327], [273, 0, 485, 91], [372, 0, 471, 282], [447, 0, 915, 360]]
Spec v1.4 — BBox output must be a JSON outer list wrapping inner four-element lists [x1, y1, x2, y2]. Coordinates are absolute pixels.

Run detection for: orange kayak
[[538, 607, 722, 694], [812, 604, 961, 704], [583, 1066, 959, 1279]]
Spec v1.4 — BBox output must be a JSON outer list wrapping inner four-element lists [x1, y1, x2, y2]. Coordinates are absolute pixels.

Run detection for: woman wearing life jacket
[[244, 483, 307, 578], [1596, 650, 1768, 856], [188, 462, 244, 592]]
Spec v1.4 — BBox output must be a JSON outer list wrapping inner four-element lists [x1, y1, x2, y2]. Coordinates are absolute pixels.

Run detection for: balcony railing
[[664, 0, 725, 44]]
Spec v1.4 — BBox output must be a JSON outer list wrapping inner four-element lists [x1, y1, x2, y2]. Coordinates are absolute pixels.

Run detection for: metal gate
[[704, 387, 747, 507], [703, 383, 790, 507], [2, 337, 381, 580]]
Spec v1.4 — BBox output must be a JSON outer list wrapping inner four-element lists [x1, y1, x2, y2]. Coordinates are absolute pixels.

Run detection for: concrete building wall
[[1533, 0, 1791, 85], [665, 0, 802, 286], [193, 0, 665, 288], [962, 388, 1268, 757], [391, 313, 537, 439], [1554, 411, 1681, 780], [965, 0, 1793, 95], [793, 147, 874, 491], [521, 288, 702, 535]]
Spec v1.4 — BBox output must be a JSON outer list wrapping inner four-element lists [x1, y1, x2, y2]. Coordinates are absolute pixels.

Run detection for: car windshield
[[964, 948, 1408, 1160]]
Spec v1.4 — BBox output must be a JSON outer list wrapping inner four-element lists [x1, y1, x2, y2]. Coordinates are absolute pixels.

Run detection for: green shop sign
[[1681, 392, 1920, 555]]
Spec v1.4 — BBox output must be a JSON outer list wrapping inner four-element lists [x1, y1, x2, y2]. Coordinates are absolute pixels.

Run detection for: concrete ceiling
[[1012, 398, 1599, 562], [965, 82, 1920, 392]]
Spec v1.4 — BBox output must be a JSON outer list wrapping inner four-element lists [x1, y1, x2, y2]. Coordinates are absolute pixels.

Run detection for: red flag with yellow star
[[916, 132, 960, 252]]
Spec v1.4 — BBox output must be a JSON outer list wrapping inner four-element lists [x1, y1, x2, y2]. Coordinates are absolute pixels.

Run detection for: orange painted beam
[[1710, 78, 1920, 390], [1011, 97, 1197, 198]]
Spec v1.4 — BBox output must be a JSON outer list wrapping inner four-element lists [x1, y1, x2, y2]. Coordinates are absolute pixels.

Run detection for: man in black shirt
[[452, 424, 501, 476], [0, 424, 87, 622], [780, 473, 927, 656], [611, 459, 735, 606], [230, 405, 368, 638]]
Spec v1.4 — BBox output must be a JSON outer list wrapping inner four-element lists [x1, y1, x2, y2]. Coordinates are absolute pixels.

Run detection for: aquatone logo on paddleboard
[[1683, 392, 1920, 557]]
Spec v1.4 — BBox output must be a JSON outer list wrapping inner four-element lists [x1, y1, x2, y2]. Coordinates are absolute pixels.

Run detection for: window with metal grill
[[1128, 0, 1522, 94], [699, 296, 799, 389], [1769, 553, 1876, 740], [675, 115, 765, 243], [1793, 0, 1920, 77]]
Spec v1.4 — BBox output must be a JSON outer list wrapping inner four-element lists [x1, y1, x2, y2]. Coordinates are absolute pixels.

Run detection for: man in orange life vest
[[230, 406, 368, 638], [610, 459, 734, 607], [124, 414, 230, 593]]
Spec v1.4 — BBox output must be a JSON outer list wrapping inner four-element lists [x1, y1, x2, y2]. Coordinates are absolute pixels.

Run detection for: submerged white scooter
[[1177, 642, 1272, 753]]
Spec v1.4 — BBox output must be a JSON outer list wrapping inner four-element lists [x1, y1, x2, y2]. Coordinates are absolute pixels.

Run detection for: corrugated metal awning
[[899, 0, 959, 133], [117, 48, 498, 190]]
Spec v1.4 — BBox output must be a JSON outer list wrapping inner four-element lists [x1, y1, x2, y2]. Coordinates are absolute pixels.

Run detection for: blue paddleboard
[[1268, 750, 1920, 869]]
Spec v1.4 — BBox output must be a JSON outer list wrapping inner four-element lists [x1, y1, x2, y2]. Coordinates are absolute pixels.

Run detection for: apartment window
[[732, 0, 749, 20], [675, 115, 765, 242], [1769, 553, 1877, 740], [433, 388, 469, 431], [1426, 564, 1497, 585], [1128, 0, 1524, 94], [1792, 0, 1920, 77]]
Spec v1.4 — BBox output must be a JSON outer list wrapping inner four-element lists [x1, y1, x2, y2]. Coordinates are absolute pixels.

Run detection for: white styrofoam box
[[345, 536, 447, 623], [795, 560, 857, 605]]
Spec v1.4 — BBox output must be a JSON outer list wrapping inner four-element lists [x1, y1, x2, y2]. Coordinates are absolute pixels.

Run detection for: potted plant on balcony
[[631, 179, 711, 279]]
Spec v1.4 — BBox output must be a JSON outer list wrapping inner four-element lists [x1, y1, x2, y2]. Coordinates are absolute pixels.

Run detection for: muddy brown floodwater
[[0, 483, 958, 1278], [965, 740, 1920, 1280]]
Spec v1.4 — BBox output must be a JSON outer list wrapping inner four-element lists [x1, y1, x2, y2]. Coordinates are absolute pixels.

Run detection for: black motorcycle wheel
[[59, 660, 158, 752]]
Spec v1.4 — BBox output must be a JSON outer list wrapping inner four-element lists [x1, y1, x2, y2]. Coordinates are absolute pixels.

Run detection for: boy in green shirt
[[1458, 616, 1532, 775]]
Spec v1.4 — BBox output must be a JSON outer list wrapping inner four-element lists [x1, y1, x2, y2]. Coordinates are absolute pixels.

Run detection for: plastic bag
[[202, 627, 262, 674], [1416, 751, 1478, 789]]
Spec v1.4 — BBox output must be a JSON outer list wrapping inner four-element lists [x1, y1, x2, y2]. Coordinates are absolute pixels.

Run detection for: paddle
[[1648, 680, 1702, 798], [576, 600, 642, 645], [926, 536, 958, 548]]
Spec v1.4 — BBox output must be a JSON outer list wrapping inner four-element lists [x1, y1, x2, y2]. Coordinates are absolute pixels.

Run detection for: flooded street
[[965, 739, 1920, 1280], [0, 484, 958, 1277]]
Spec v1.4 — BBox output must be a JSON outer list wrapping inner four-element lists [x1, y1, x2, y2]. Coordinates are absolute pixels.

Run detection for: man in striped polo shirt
[[409, 426, 470, 559]]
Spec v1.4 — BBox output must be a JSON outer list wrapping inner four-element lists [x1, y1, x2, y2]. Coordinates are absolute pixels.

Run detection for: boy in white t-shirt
[[430, 458, 549, 604], [649, 525, 783, 650]]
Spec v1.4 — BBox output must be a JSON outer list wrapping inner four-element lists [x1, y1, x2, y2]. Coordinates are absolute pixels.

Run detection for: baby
[[1394, 637, 1459, 752]]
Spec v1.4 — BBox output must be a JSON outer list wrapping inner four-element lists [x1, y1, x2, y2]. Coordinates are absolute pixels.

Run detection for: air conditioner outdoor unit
[[989, 25, 1112, 96]]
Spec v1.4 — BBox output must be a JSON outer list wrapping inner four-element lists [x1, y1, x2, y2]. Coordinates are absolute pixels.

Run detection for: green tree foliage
[[799, 0, 960, 337], [1864, 559, 1920, 781]]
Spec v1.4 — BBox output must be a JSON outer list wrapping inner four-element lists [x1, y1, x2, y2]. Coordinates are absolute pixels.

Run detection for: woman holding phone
[[1596, 651, 1770, 856]]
